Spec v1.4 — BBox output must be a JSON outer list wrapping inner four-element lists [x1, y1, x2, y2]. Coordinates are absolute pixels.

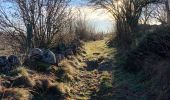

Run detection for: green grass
[[84, 39, 116, 61], [1, 38, 117, 100]]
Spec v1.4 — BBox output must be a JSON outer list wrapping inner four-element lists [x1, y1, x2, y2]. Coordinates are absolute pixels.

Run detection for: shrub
[[122, 26, 170, 73], [113, 26, 170, 100]]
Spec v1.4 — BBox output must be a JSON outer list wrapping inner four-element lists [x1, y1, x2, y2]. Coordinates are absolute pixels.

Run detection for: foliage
[[121, 26, 170, 73], [88, 0, 160, 49]]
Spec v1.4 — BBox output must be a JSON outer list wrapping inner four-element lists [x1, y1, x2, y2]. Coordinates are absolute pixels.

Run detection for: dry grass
[[84, 39, 116, 60], [0, 88, 32, 100], [0, 38, 115, 99], [49, 82, 71, 95], [59, 60, 76, 75], [67, 55, 87, 69], [0, 39, 13, 56], [13, 76, 35, 88], [55, 60, 79, 82], [0, 50, 12, 56], [17, 67, 29, 76]]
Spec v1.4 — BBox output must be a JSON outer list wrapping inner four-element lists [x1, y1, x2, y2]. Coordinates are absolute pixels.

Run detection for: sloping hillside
[[0, 38, 116, 100]]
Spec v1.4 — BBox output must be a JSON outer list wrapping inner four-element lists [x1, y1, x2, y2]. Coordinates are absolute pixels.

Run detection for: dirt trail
[[70, 39, 116, 99]]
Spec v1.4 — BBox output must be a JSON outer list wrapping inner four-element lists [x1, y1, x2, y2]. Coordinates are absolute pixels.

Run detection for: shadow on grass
[[85, 58, 114, 72], [89, 67, 144, 100], [88, 60, 115, 100], [85, 60, 99, 71], [87, 51, 147, 100], [85, 56, 116, 99]]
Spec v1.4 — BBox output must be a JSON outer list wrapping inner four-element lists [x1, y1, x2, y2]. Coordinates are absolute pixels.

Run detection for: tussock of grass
[[33, 79, 70, 99], [68, 60, 79, 68], [55, 60, 77, 82], [34, 79, 51, 91], [13, 75, 35, 87], [10, 67, 29, 76], [0, 88, 32, 100], [59, 60, 76, 75], [17, 67, 29, 76], [9, 67, 35, 87], [76, 54, 84, 62], [67, 56, 86, 69], [49, 82, 70, 95]]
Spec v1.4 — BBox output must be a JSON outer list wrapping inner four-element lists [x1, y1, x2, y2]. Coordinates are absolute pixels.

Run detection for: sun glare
[[117, 1, 122, 6]]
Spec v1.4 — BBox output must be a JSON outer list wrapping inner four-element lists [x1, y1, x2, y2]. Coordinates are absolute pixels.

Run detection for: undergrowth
[[113, 26, 170, 100]]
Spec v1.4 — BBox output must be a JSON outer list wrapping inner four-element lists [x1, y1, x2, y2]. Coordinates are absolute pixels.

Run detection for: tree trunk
[[165, 0, 170, 26], [26, 23, 33, 52]]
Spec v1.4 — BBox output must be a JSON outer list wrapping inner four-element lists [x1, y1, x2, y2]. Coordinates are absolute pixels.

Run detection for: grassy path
[[0, 39, 116, 100], [70, 39, 116, 99]]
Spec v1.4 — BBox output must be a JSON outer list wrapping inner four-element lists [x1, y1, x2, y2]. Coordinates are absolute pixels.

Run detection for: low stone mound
[[0, 55, 21, 74], [28, 48, 43, 62], [42, 49, 56, 64], [8, 55, 21, 67], [24, 48, 57, 72]]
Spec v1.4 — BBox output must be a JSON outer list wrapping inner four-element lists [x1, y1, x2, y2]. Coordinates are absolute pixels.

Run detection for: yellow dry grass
[[84, 38, 116, 60], [0, 88, 32, 100], [0, 50, 13, 56], [59, 60, 76, 75]]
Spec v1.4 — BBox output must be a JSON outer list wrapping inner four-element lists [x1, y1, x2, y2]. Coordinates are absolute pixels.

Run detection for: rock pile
[[0, 55, 20, 74], [54, 40, 84, 59], [28, 48, 43, 62], [42, 49, 56, 64], [27, 48, 56, 64], [0, 41, 83, 73], [24, 48, 57, 71]]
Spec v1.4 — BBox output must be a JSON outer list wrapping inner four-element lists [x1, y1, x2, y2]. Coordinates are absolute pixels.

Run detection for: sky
[[0, 0, 114, 33], [70, 0, 162, 32], [0, 0, 162, 33], [70, 0, 115, 32]]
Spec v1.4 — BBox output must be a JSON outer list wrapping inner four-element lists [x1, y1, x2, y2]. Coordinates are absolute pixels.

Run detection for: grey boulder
[[29, 48, 43, 61], [0, 56, 8, 66], [8, 55, 21, 66], [42, 49, 56, 64], [0, 56, 10, 74]]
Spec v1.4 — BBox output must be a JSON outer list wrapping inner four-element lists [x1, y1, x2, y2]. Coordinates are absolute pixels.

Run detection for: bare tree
[[0, 0, 72, 53], [88, 0, 159, 31], [139, 4, 156, 25], [148, 0, 170, 25], [165, 0, 170, 25], [151, 4, 167, 25], [88, 0, 159, 49]]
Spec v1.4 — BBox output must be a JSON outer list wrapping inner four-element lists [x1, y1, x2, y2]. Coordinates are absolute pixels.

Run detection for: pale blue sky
[[0, 0, 114, 33], [70, 0, 86, 6]]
